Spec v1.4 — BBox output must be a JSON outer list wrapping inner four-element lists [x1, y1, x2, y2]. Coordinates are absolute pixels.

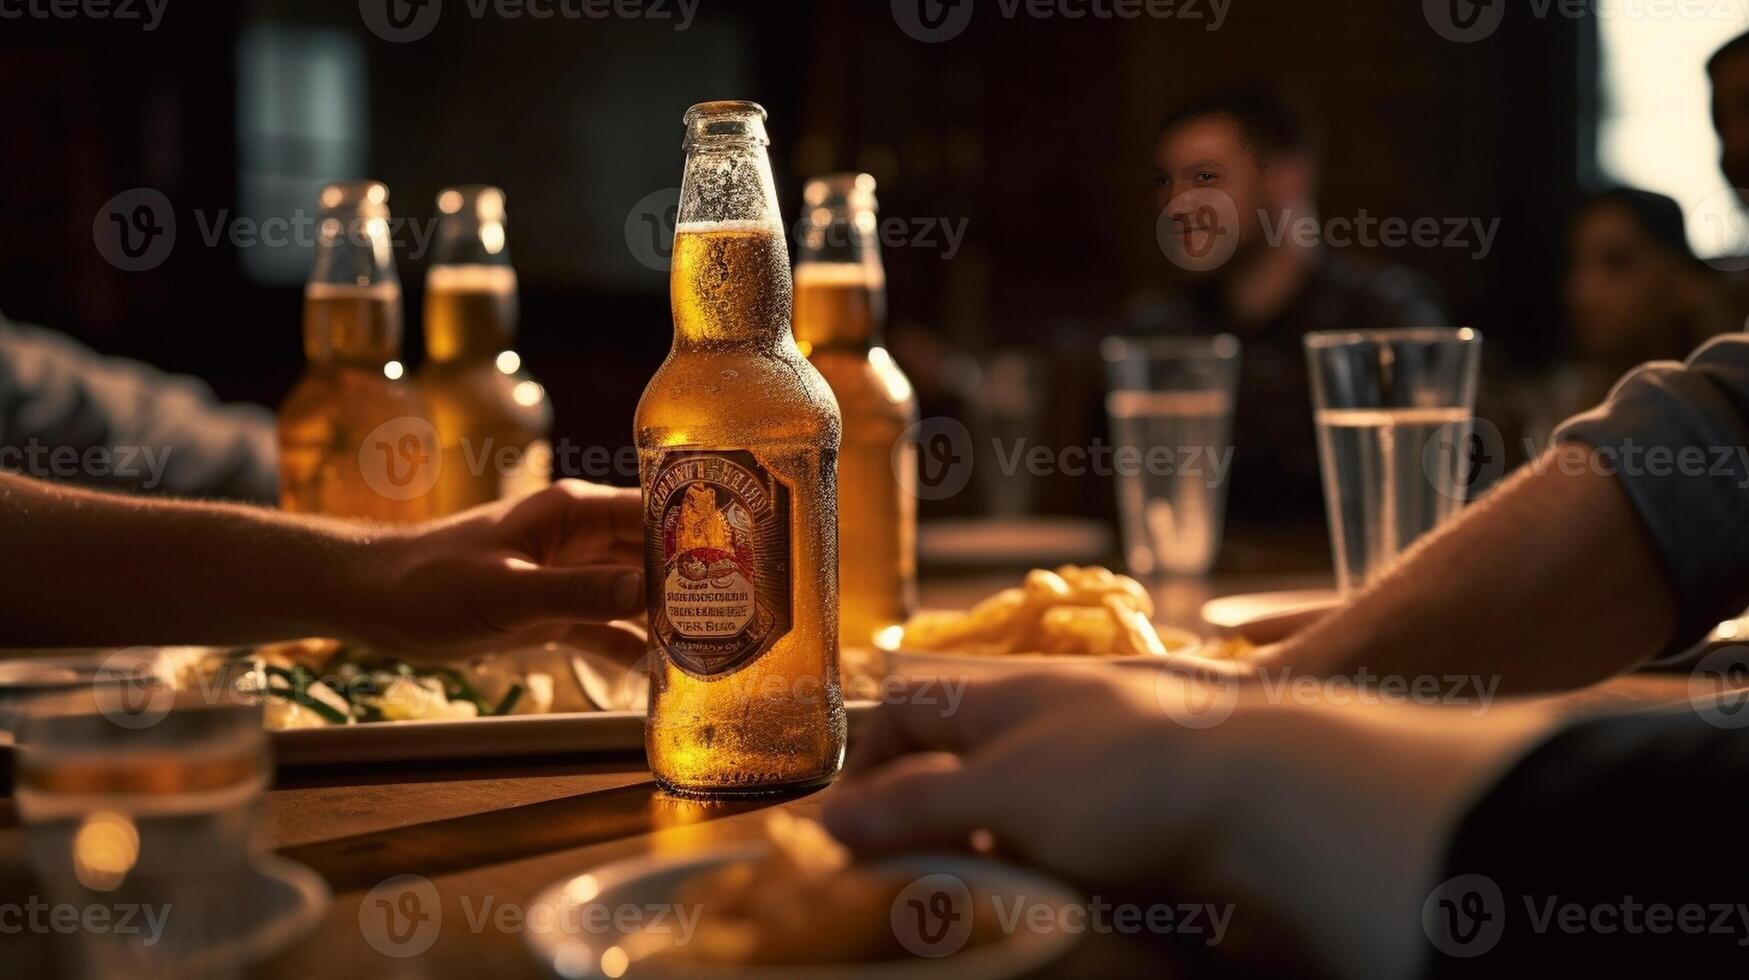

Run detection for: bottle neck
[[793, 175, 885, 354], [792, 261, 886, 353], [669, 222, 793, 350], [306, 187, 403, 367], [424, 264, 519, 363], [670, 138, 792, 350], [303, 282, 404, 367]]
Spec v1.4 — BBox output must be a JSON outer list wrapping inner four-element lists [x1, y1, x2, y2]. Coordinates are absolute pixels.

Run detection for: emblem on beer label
[[645, 450, 793, 677]]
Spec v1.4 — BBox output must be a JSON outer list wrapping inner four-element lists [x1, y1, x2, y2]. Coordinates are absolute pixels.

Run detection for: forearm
[[1227, 701, 1559, 980], [1274, 444, 1677, 693], [0, 472, 393, 647]]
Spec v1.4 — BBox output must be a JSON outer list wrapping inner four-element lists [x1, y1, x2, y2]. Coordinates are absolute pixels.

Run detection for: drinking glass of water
[[1100, 334, 1240, 577], [1305, 327, 1481, 594], [15, 667, 270, 978]]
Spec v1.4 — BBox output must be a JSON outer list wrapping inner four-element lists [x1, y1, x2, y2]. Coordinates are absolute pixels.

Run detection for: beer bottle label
[[644, 449, 794, 677]]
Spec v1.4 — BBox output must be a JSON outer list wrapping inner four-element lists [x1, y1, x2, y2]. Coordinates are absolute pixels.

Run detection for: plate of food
[[160, 638, 650, 765], [524, 812, 1082, 979], [886, 565, 1211, 674], [146, 639, 877, 766]]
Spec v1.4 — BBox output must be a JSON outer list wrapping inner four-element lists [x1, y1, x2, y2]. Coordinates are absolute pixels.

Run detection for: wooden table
[[0, 547, 1703, 978], [247, 569, 1310, 979]]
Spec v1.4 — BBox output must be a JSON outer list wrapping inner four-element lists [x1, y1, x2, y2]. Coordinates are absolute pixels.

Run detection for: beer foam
[[793, 261, 885, 289], [304, 280, 401, 300], [674, 219, 784, 236], [427, 263, 517, 292]]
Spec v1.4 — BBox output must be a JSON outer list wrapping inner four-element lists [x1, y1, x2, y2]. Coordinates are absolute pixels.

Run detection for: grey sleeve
[[0, 315, 279, 503], [1553, 334, 1749, 649]]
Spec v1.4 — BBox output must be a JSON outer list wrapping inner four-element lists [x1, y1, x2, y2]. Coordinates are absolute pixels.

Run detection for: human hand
[[822, 670, 1556, 978], [350, 479, 647, 657]]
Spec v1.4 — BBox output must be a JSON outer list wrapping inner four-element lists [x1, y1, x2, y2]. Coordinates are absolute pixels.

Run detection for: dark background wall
[[0, 0, 1590, 500]]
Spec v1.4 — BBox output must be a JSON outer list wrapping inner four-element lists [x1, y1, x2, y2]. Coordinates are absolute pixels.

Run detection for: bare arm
[[1270, 334, 1749, 693], [0, 473, 645, 653], [1270, 443, 1679, 693]]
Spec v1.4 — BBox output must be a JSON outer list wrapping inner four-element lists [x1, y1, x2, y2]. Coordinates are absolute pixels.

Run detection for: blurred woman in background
[[1524, 188, 1740, 443]]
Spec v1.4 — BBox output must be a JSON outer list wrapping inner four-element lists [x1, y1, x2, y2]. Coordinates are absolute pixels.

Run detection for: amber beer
[[418, 186, 553, 515], [279, 181, 433, 521], [793, 174, 919, 653], [636, 101, 845, 795]]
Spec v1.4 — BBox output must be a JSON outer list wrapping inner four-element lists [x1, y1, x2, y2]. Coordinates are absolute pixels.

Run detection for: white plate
[[272, 709, 649, 765], [1199, 589, 1338, 631], [524, 846, 1082, 979], [272, 701, 885, 767], [886, 623, 1203, 677]]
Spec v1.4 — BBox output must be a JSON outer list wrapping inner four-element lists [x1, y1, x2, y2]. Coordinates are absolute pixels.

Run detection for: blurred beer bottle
[[793, 173, 919, 655], [417, 185, 553, 516], [636, 101, 846, 796], [279, 181, 434, 521]]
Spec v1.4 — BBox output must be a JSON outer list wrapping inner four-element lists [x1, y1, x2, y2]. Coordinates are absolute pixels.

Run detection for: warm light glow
[[384, 360, 405, 380], [438, 189, 464, 215], [496, 350, 522, 375], [366, 182, 388, 205], [72, 810, 139, 891], [563, 873, 601, 905], [600, 946, 629, 978], [513, 380, 543, 407], [478, 187, 506, 220], [321, 186, 343, 209], [482, 221, 506, 255], [551, 941, 593, 979], [872, 623, 905, 651]]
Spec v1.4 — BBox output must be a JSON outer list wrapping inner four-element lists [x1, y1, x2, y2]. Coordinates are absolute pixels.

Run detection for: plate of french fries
[[525, 812, 1081, 979], [890, 565, 1203, 671]]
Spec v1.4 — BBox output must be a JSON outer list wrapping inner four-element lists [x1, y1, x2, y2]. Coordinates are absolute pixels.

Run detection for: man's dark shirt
[[1427, 707, 1749, 974], [1131, 252, 1449, 524]]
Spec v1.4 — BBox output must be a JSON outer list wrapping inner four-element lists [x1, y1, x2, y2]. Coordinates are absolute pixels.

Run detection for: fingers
[[500, 562, 645, 628], [823, 753, 1003, 855], [844, 672, 1081, 774], [507, 481, 646, 566], [555, 480, 644, 549]]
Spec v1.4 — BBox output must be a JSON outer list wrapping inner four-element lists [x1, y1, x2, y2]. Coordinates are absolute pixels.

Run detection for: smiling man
[[1135, 86, 1449, 524]]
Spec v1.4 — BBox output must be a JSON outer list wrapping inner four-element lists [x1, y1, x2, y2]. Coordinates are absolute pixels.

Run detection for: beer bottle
[[636, 101, 846, 795], [417, 185, 553, 515], [793, 173, 919, 660], [279, 181, 435, 521]]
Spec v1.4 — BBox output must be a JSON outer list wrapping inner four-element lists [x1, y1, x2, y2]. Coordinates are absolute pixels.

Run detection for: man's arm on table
[[0, 473, 644, 653], [1272, 335, 1749, 693]]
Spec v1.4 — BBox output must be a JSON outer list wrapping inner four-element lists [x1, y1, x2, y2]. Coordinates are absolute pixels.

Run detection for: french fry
[[900, 565, 1185, 658], [1105, 594, 1169, 658], [1039, 606, 1120, 656]]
